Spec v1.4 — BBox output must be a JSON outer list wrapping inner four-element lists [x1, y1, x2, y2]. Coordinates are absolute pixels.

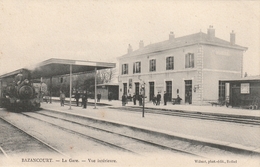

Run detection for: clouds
[[0, 0, 259, 75]]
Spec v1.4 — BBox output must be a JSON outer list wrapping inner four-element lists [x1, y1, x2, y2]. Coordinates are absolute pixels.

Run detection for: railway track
[[21, 112, 139, 155], [21, 110, 258, 158], [109, 106, 260, 126], [0, 116, 66, 157], [21, 110, 200, 158]]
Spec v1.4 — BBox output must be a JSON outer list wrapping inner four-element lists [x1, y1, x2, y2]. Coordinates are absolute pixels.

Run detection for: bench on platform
[[209, 98, 226, 107], [172, 98, 182, 105]]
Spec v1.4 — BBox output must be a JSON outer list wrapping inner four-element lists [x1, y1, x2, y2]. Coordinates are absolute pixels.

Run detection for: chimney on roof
[[230, 30, 236, 45], [207, 25, 215, 41], [169, 31, 175, 40], [127, 44, 133, 53], [139, 40, 144, 49]]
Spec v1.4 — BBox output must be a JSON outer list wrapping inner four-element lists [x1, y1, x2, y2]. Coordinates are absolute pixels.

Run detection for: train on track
[[0, 69, 47, 111]]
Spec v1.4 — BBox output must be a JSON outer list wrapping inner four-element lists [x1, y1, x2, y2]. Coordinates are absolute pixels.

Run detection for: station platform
[[48, 97, 260, 118], [41, 98, 260, 156]]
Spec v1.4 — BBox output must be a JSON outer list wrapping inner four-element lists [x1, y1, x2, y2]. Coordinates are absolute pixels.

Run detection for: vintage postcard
[[0, 0, 259, 167]]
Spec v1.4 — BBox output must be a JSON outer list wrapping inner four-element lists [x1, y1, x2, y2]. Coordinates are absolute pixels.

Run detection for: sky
[[0, 0, 259, 76]]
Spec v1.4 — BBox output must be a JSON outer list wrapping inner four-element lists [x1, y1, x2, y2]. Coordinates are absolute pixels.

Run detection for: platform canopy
[[0, 58, 116, 79], [30, 58, 116, 79]]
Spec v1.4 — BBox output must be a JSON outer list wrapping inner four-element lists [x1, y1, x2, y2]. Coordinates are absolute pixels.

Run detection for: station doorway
[[123, 83, 127, 95], [149, 82, 154, 101], [185, 80, 192, 104], [135, 82, 140, 96], [166, 81, 172, 101]]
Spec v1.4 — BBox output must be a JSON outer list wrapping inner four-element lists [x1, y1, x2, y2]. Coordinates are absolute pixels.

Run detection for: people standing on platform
[[82, 90, 88, 109], [163, 91, 168, 105], [108, 92, 112, 101], [152, 95, 157, 105], [138, 93, 143, 106], [44, 91, 50, 103], [176, 95, 182, 104], [188, 90, 192, 104], [75, 91, 80, 106], [97, 92, 101, 102], [60, 91, 65, 106], [128, 94, 132, 102], [122, 94, 127, 106], [185, 90, 192, 104], [133, 93, 136, 105], [156, 92, 161, 106]]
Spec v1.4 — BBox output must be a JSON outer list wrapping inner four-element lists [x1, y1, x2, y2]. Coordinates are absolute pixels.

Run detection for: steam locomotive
[[0, 69, 46, 111]]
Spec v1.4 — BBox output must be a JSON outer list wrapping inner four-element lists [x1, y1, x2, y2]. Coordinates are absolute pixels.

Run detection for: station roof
[[0, 58, 116, 79], [119, 32, 247, 59]]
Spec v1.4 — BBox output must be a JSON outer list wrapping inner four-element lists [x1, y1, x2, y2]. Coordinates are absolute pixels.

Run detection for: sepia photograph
[[0, 0, 259, 167]]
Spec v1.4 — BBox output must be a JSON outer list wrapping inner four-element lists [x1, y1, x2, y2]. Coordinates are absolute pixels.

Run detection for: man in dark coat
[[60, 91, 65, 106], [152, 95, 157, 105], [176, 95, 182, 104], [122, 94, 127, 106], [138, 93, 143, 106], [163, 91, 168, 105], [82, 91, 88, 109], [156, 92, 161, 106], [75, 91, 80, 106], [97, 93, 101, 102], [133, 93, 136, 105], [108, 92, 112, 101]]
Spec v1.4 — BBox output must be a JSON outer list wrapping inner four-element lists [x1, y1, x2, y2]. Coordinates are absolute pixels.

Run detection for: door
[[231, 84, 240, 107], [166, 81, 172, 101], [149, 82, 154, 101], [135, 83, 140, 96], [185, 80, 192, 104], [123, 83, 127, 95]]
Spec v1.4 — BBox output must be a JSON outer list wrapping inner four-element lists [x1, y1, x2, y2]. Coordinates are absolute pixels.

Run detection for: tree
[[96, 68, 117, 84], [42, 68, 116, 97]]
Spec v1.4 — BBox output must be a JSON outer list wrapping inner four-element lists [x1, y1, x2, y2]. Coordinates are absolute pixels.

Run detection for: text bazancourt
[[22, 158, 53, 162]]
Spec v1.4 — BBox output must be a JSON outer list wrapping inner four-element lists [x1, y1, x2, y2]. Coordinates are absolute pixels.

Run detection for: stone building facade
[[117, 26, 247, 105]]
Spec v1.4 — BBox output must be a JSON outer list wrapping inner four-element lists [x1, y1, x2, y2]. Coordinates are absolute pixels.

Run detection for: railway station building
[[117, 26, 247, 105]]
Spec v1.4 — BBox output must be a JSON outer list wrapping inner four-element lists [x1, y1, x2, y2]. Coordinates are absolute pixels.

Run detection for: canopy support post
[[94, 67, 97, 109], [69, 64, 72, 110], [50, 77, 52, 103]]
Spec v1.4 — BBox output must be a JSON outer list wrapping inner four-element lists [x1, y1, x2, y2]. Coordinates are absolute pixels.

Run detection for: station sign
[[241, 83, 250, 94]]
